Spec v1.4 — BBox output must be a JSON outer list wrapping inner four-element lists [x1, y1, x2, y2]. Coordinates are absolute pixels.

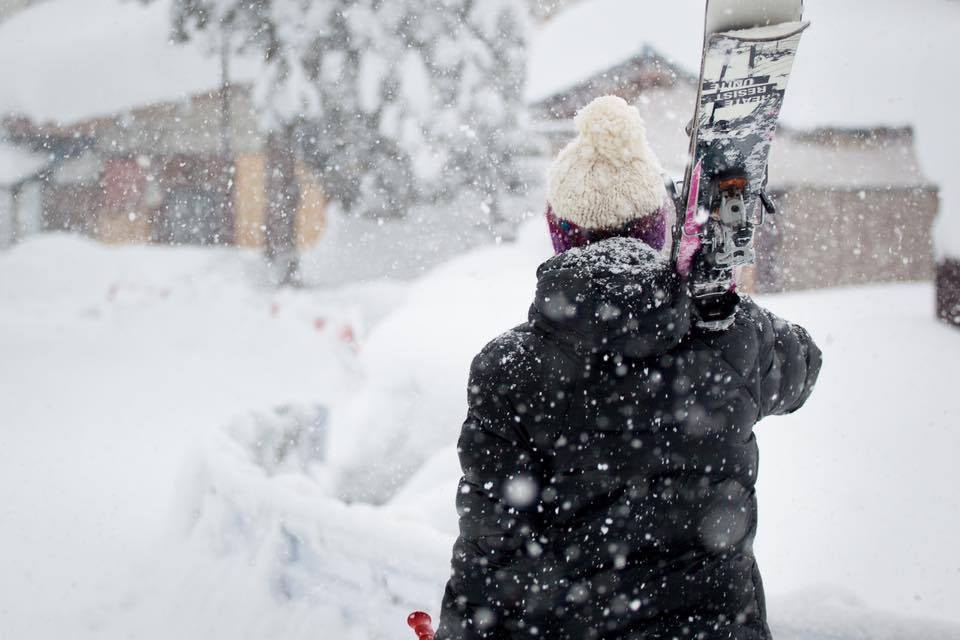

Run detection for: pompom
[[573, 95, 648, 165], [547, 94, 665, 230]]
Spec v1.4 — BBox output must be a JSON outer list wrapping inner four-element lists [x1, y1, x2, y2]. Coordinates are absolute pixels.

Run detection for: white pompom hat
[[547, 95, 666, 230]]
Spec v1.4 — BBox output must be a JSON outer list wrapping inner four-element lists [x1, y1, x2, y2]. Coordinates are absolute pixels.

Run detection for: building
[[938, 260, 960, 327], [0, 0, 325, 250], [936, 217, 960, 328], [5, 88, 326, 249], [529, 47, 939, 294], [0, 141, 49, 247], [758, 127, 937, 292]]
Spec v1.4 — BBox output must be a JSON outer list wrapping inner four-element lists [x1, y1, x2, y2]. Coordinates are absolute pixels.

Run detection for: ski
[[672, 0, 810, 330]]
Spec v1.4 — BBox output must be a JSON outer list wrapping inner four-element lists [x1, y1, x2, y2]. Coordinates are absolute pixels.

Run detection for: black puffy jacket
[[435, 238, 822, 640]]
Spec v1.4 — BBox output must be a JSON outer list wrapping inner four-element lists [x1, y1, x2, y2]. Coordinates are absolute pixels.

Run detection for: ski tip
[[717, 20, 810, 42]]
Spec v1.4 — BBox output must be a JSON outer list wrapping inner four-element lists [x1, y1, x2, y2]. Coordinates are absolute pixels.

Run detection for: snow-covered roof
[[528, 0, 960, 258], [526, 0, 701, 105], [770, 129, 929, 191], [0, 142, 48, 188], [0, 0, 258, 126]]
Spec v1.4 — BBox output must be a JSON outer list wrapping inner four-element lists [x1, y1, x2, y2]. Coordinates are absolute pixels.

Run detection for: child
[[435, 96, 821, 640]]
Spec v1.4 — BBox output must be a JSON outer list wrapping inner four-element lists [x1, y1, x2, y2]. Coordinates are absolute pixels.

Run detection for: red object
[[313, 317, 327, 331], [407, 611, 435, 640], [101, 157, 145, 210]]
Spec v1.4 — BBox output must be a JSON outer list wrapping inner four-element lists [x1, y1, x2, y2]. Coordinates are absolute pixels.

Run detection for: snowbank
[[0, 0, 258, 125], [177, 408, 450, 637], [772, 589, 960, 639], [321, 217, 554, 503], [0, 233, 371, 638], [297, 198, 534, 287], [2, 230, 959, 638], [177, 392, 960, 639]]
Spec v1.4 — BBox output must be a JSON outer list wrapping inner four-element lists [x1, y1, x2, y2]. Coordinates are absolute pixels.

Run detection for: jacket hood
[[530, 237, 691, 358]]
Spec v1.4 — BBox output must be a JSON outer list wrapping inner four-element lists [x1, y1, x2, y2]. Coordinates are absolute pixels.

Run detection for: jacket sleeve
[[435, 339, 557, 640], [751, 301, 823, 419]]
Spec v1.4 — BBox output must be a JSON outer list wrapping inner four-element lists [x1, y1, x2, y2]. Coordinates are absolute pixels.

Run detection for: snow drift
[[2, 229, 959, 638]]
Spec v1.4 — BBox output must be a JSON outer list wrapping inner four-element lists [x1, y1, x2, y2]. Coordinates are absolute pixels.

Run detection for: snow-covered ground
[[2, 226, 959, 638]]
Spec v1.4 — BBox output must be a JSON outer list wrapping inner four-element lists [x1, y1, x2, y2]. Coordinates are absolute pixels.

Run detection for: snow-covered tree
[[154, 0, 535, 232], [156, 0, 325, 283], [427, 0, 536, 228], [296, 1, 419, 218]]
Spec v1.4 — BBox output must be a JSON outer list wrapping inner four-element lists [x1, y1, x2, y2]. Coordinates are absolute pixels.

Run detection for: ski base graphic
[[674, 0, 809, 330]]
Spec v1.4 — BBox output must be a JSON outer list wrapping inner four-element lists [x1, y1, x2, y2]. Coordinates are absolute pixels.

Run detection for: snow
[[399, 50, 433, 117], [358, 51, 390, 114], [527, 0, 960, 258], [724, 20, 808, 41], [546, 236, 665, 278], [297, 197, 532, 287], [2, 222, 959, 638], [0, 0, 258, 125], [0, 142, 49, 187]]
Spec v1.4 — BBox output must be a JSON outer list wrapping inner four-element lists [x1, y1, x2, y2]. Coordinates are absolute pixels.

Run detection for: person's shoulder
[[470, 323, 575, 388], [471, 323, 544, 381]]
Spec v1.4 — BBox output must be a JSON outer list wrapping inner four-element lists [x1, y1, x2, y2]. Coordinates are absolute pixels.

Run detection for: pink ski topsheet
[[677, 159, 704, 278]]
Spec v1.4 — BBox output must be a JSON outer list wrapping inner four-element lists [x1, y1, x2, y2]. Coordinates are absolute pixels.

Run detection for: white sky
[[0, 0, 258, 125]]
